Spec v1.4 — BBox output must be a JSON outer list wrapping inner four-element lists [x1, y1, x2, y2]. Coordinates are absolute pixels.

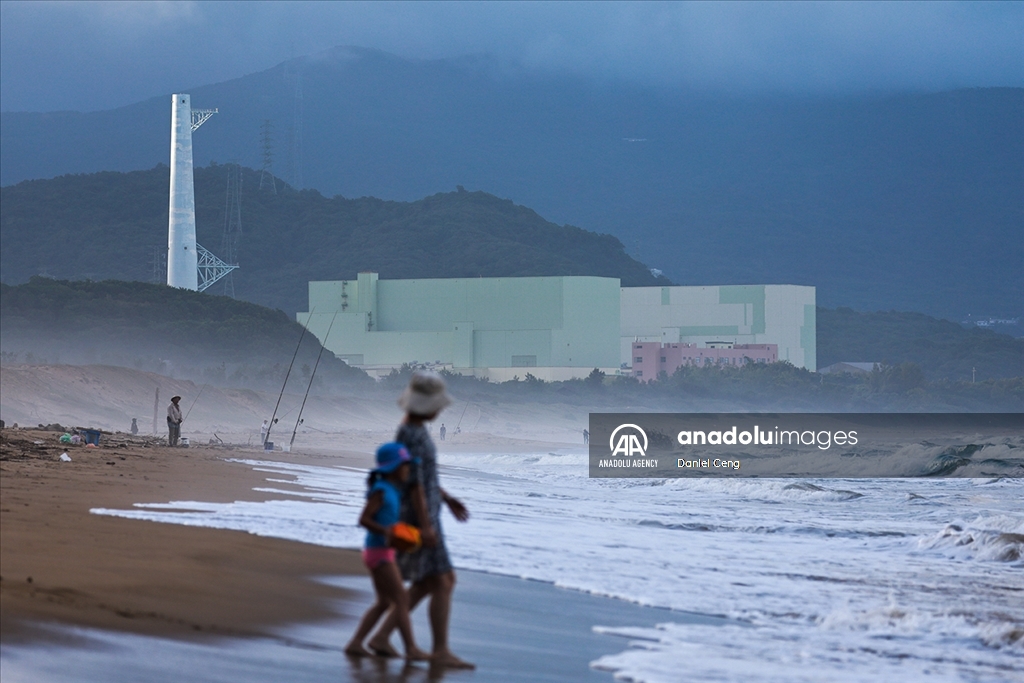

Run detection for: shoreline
[[0, 426, 587, 645], [0, 428, 369, 642], [0, 425, 715, 683]]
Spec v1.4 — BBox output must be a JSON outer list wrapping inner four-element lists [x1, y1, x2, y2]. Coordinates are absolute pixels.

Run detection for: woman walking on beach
[[345, 442, 431, 661], [369, 371, 474, 669]]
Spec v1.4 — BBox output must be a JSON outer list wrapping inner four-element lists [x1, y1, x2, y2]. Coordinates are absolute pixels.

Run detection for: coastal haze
[[1, 3, 1022, 683]]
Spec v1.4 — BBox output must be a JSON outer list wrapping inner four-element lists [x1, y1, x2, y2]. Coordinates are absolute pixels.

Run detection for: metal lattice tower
[[196, 244, 238, 292], [220, 163, 243, 297], [259, 119, 276, 193], [285, 65, 304, 188], [150, 245, 166, 283]]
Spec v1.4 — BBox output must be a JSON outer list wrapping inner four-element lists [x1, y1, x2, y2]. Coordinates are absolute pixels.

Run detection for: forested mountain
[[0, 165, 667, 315], [1, 47, 1020, 320], [817, 308, 1023, 381]]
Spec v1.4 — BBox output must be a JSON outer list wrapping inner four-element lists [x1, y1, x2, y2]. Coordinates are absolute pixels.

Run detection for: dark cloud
[[2, 1, 1022, 112]]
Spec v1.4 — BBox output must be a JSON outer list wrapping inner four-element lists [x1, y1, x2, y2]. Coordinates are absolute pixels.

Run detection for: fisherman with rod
[[166, 385, 207, 447], [166, 395, 183, 446]]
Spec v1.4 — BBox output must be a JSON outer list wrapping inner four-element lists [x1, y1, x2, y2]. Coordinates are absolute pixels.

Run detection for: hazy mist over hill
[[2, 47, 1021, 321]]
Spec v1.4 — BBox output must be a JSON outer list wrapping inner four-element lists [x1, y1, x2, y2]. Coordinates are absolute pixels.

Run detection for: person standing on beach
[[167, 396, 183, 446], [130, 418, 139, 436], [368, 371, 474, 669], [439, 423, 446, 441], [260, 419, 269, 444]]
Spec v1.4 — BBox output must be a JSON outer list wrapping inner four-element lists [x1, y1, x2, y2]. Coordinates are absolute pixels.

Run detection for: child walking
[[345, 442, 431, 661]]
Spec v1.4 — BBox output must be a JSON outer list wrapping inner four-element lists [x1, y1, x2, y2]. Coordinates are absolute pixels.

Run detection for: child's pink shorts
[[362, 547, 396, 569]]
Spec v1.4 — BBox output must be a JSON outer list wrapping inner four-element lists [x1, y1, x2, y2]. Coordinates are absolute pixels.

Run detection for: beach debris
[[59, 452, 72, 462]]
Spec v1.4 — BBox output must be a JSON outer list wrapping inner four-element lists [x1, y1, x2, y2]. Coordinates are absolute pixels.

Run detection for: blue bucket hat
[[373, 442, 412, 474]]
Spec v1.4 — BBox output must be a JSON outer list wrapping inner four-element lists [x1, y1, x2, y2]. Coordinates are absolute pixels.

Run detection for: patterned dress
[[395, 422, 453, 582]]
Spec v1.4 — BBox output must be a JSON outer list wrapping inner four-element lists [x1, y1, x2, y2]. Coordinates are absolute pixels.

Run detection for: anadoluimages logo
[[610, 424, 648, 457]]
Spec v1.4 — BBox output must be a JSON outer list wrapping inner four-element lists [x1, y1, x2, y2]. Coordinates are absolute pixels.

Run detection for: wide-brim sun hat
[[373, 442, 413, 474], [398, 370, 453, 417], [171, 395, 182, 401]]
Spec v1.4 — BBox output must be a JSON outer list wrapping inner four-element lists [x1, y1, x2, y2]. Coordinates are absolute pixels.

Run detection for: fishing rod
[[265, 307, 314, 442], [290, 310, 339, 448], [182, 383, 208, 422], [454, 400, 471, 434], [299, 424, 332, 434]]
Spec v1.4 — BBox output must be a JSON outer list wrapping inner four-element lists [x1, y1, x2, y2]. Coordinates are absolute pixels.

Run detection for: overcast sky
[[2, 0, 1021, 112]]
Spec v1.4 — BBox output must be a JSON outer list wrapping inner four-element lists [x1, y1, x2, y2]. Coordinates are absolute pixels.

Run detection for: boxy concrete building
[[299, 273, 621, 380], [620, 285, 816, 371], [300, 275, 816, 378]]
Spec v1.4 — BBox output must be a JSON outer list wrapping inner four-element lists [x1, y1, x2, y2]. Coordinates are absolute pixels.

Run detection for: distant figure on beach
[[260, 419, 269, 444], [583, 428, 589, 445], [368, 371, 474, 669], [439, 424, 446, 441], [345, 443, 431, 662], [130, 418, 138, 435], [167, 396, 183, 446]]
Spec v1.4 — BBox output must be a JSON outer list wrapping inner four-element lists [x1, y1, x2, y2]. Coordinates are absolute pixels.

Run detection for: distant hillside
[[0, 278, 370, 390], [817, 307, 1023, 381], [0, 165, 667, 315], [1, 47, 1021, 319]]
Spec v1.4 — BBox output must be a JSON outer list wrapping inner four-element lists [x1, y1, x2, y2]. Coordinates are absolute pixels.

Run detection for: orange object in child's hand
[[389, 522, 422, 552]]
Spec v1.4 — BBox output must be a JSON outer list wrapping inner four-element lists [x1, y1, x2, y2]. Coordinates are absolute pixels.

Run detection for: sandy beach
[[0, 363, 595, 652], [5, 364, 1019, 683], [0, 422, 704, 683], [0, 428, 371, 641]]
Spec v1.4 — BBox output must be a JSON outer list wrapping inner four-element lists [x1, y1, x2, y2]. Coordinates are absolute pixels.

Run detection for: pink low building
[[630, 341, 778, 381]]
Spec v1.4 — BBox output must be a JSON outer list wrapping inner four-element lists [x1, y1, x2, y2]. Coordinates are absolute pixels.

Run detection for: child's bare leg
[[373, 563, 431, 661], [367, 579, 430, 655], [344, 595, 391, 657]]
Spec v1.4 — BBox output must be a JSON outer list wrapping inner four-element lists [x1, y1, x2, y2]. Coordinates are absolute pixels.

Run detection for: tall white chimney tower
[[167, 94, 217, 290]]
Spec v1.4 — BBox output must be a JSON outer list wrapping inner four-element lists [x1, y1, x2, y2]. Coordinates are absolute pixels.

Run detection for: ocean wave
[[917, 516, 1024, 564], [593, 597, 1024, 683], [90, 455, 1024, 683]]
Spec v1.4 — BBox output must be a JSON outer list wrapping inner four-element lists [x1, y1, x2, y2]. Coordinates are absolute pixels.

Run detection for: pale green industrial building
[[299, 274, 816, 378], [298, 273, 622, 380], [619, 285, 816, 371]]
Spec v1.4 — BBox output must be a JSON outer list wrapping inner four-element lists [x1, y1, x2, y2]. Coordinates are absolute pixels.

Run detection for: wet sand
[[2, 568, 729, 683]]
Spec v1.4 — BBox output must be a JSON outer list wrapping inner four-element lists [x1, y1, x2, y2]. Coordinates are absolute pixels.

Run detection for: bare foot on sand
[[367, 638, 401, 658], [344, 644, 373, 658], [405, 647, 433, 662], [431, 651, 475, 669]]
